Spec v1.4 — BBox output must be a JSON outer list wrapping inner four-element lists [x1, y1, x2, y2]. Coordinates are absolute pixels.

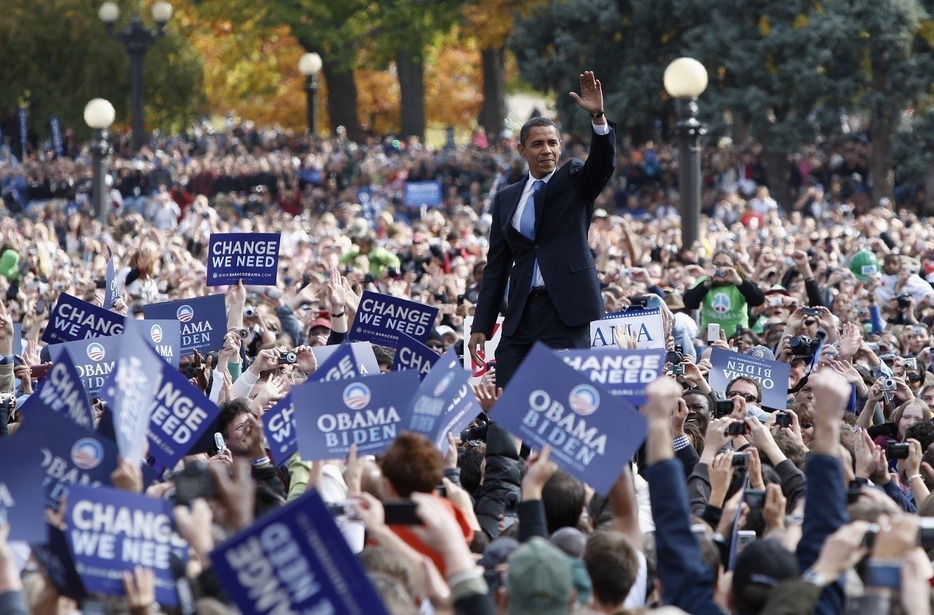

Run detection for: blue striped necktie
[[519, 179, 544, 239]]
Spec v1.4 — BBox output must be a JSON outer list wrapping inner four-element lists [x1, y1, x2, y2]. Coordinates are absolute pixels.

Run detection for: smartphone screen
[[383, 501, 422, 525], [707, 323, 720, 343]]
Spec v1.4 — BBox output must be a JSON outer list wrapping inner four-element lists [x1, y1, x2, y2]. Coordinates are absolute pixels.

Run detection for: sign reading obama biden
[[206, 232, 281, 286], [350, 291, 438, 348], [493, 343, 647, 494], [143, 294, 226, 355]]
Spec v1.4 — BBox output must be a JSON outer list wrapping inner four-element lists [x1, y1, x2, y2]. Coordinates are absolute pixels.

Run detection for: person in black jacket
[[471, 422, 522, 540]]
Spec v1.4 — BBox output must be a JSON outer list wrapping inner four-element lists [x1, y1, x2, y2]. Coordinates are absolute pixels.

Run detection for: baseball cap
[[849, 250, 879, 282], [506, 537, 573, 615], [732, 540, 799, 614], [309, 316, 332, 331], [745, 345, 776, 361], [479, 537, 519, 592], [435, 325, 457, 339]]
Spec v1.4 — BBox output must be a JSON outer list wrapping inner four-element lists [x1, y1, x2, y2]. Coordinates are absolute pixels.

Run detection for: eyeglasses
[[726, 391, 759, 404]]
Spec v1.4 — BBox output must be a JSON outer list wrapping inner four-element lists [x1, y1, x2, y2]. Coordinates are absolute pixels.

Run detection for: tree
[[0, 0, 203, 145]]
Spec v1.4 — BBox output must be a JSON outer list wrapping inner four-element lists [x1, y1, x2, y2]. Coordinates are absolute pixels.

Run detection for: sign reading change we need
[[207, 233, 281, 286], [350, 291, 438, 348]]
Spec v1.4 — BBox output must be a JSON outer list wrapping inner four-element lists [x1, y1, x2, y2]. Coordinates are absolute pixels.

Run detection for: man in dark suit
[[468, 70, 616, 388]]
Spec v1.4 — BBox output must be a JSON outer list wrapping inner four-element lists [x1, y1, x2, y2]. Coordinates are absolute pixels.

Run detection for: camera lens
[[244, 307, 255, 318]]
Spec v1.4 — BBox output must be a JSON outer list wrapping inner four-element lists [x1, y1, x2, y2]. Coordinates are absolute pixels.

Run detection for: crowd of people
[[0, 89, 934, 615]]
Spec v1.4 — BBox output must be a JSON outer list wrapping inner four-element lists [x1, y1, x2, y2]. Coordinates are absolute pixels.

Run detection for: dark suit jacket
[[472, 124, 616, 338]]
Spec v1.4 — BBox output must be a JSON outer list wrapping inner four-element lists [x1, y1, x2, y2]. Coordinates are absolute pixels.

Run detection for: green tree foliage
[[0, 0, 203, 144]]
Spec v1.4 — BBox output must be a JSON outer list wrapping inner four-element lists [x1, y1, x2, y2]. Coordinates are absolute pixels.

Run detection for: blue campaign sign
[[407, 349, 478, 453], [19, 348, 94, 430], [14, 407, 119, 511], [31, 524, 87, 601], [492, 342, 647, 494], [312, 342, 380, 377], [293, 370, 420, 460], [0, 436, 48, 543], [51, 334, 123, 398], [99, 332, 163, 464], [211, 488, 388, 615], [559, 349, 666, 406], [143, 294, 227, 355], [393, 333, 440, 380], [104, 248, 118, 309], [263, 393, 297, 464], [404, 180, 442, 208], [350, 291, 439, 348], [264, 345, 376, 463], [707, 348, 792, 410], [124, 318, 181, 368], [206, 232, 281, 286], [66, 484, 187, 606], [41, 293, 125, 345], [142, 361, 221, 469]]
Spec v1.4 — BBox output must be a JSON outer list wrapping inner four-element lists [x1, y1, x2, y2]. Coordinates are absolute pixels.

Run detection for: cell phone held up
[[714, 399, 734, 418], [383, 500, 422, 525]]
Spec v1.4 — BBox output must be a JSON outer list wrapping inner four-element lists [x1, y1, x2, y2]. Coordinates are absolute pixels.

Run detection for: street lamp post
[[98, 1, 173, 152], [298, 52, 323, 136], [664, 57, 708, 251], [84, 98, 116, 224]]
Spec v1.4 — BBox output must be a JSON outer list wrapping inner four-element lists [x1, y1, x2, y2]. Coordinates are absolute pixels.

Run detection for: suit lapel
[[502, 179, 526, 233]]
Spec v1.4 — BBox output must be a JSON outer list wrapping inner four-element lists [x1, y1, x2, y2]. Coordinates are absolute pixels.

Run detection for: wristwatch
[[801, 567, 829, 588], [590, 109, 605, 119]]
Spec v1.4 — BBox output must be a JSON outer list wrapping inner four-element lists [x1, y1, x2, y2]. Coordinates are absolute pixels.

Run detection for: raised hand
[[568, 71, 605, 118]]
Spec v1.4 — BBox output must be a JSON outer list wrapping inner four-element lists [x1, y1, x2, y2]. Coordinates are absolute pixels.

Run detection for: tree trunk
[[479, 46, 507, 141], [924, 162, 934, 216], [762, 148, 793, 212], [868, 106, 895, 209], [397, 49, 425, 141], [323, 61, 362, 142]]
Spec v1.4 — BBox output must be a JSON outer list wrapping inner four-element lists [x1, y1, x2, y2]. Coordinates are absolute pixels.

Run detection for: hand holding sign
[[122, 566, 155, 612], [173, 499, 214, 562], [0, 299, 13, 357]]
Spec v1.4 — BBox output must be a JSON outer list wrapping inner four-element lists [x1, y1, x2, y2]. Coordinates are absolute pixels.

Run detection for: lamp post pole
[[298, 53, 323, 136], [663, 58, 708, 251], [99, 2, 172, 152], [84, 98, 116, 224]]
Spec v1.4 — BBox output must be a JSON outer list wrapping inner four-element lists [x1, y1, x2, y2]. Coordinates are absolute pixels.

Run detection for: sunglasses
[[804, 319, 817, 326], [727, 391, 759, 404]]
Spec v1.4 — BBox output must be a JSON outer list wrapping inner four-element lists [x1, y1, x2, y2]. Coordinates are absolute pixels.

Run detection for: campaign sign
[[492, 342, 647, 494], [143, 294, 226, 355], [31, 524, 87, 601], [589, 308, 665, 350], [350, 291, 438, 347], [14, 407, 119, 511], [53, 334, 123, 398], [66, 484, 187, 606], [207, 232, 281, 287], [312, 342, 380, 377], [407, 349, 478, 454], [707, 348, 792, 410], [143, 362, 221, 468], [100, 332, 163, 464], [293, 370, 420, 459], [263, 393, 298, 464], [20, 348, 94, 430], [211, 488, 388, 615], [393, 332, 440, 379], [560, 349, 666, 407], [463, 315, 504, 384], [104, 248, 118, 309], [42, 293, 125, 345], [0, 436, 48, 542], [124, 318, 181, 368], [404, 180, 442, 207]]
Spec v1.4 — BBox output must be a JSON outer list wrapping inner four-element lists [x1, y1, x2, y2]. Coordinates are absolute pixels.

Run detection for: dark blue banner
[[406, 349, 478, 453], [293, 370, 419, 460], [206, 232, 280, 286], [49, 115, 64, 158], [124, 318, 181, 368], [211, 488, 388, 615], [404, 180, 442, 207], [104, 247, 118, 309], [393, 332, 440, 379], [143, 294, 226, 355], [41, 293, 125, 345], [0, 436, 48, 543], [262, 393, 297, 464], [707, 348, 792, 410], [14, 407, 119, 511], [51, 334, 123, 398], [31, 524, 87, 601], [492, 342, 647, 494], [100, 331, 163, 464], [66, 484, 187, 606], [560, 349, 666, 406], [311, 342, 380, 377], [350, 291, 438, 348], [19, 348, 94, 430]]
